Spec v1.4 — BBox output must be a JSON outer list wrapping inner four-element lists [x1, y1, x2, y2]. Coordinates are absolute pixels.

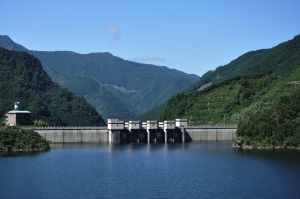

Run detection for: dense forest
[[159, 64, 300, 124], [244, 34, 300, 78], [0, 126, 50, 151], [158, 70, 284, 124], [236, 66, 300, 147], [0, 47, 106, 126], [158, 65, 300, 147]]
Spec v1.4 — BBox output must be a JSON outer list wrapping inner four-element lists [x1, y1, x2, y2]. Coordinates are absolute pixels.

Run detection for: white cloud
[[169, 59, 181, 64], [131, 55, 166, 63], [106, 24, 121, 41]]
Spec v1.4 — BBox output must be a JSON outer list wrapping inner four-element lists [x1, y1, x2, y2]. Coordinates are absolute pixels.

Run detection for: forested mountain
[[45, 66, 138, 121], [158, 65, 300, 126], [0, 47, 106, 126], [186, 35, 300, 93], [158, 70, 281, 123], [0, 35, 200, 117], [138, 34, 300, 122], [243, 34, 300, 77]]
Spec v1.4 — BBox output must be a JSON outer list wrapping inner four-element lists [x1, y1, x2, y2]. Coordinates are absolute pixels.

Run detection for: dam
[[28, 119, 237, 143]]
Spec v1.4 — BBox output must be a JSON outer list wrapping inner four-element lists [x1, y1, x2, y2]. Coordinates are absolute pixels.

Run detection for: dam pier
[[28, 119, 237, 143]]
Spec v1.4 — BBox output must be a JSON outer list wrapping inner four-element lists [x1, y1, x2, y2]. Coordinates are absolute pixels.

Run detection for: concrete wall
[[32, 127, 108, 143], [29, 125, 236, 143], [6, 113, 16, 126], [184, 128, 236, 141]]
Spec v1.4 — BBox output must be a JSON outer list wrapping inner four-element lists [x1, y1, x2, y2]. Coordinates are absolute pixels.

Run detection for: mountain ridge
[[0, 35, 199, 81], [137, 34, 300, 122], [158, 34, 300, 123], [0, 35, 200, 117]]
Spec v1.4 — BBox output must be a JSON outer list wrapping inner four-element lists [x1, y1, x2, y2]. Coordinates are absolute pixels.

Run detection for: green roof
[[8, 110, 31, 114]]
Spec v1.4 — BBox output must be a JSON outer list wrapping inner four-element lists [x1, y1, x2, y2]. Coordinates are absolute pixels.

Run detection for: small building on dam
[[5, 102, 33, 126]]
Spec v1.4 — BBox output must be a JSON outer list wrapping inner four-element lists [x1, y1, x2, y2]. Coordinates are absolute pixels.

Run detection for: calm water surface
[[1, 141, 300, 199]]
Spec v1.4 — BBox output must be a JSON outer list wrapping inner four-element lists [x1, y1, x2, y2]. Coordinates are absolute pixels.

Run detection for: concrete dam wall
[[31, 127, 108, 143], [28, 124, 237, 143], [184, 127, 236, 141]]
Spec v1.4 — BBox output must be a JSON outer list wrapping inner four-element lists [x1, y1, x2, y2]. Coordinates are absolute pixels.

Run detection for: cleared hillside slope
[[45, 66, 138, 121]]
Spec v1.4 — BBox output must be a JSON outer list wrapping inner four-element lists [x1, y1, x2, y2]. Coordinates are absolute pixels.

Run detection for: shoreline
[[0, 147, 50, 152], [232, 137, 300, 149]]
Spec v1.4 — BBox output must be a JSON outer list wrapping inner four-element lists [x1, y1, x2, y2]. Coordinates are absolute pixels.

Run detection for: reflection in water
[[1, 141, 300, 199], [0, 150, 47, 158]]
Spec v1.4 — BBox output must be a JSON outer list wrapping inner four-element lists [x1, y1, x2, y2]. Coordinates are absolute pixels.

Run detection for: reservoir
[[1, 141, 300, 198]]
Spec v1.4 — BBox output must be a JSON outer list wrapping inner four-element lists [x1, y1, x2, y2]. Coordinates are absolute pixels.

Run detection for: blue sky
[[1, 0, 300, 76]]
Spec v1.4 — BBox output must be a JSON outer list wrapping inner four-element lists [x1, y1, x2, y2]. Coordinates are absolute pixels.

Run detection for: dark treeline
[[0, 126, 50, 151]]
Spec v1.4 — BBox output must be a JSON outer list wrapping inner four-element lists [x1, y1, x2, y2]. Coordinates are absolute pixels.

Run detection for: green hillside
[[132, 101, 167, 122], [185, 35, 300, 94], [184, 49, 276, 93], [140, 46, 279, 122], [45, 66, 138, 121], [0, 35, 200, 115], [157, 64, 300, 148], [237, 65, 300, 148], [243, 35, 300, 78], [31, 52, 197, 113], [158, 70, 285, 123], [0, 47, 106, 126], [139, 34, 300, 121], [104, 76, 194, 113]]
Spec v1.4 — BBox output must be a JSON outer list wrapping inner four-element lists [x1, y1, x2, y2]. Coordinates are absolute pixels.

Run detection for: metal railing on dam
[[186, 124, 237, 129], [23, 126, 108, 130], [25, 119, 237, 143]]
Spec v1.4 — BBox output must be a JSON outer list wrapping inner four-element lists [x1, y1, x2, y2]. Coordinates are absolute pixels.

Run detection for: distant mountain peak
[[0, 35, 29, 52]]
